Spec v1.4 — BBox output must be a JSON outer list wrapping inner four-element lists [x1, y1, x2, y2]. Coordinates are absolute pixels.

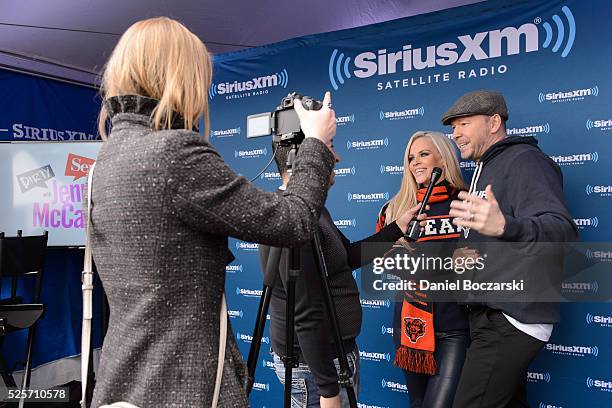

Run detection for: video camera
[[246, 92, 322, 146]]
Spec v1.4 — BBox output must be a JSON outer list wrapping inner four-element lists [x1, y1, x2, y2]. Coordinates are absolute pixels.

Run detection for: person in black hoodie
[[441, 90, 578, 408], [262, 140, 426, 408], [377, 131, 469, 408]]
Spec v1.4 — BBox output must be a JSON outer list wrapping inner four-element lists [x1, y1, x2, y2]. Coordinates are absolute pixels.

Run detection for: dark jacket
[[462, 136, 578, 323], [89, 95, 335, 407], [263, 207, 403, 397]]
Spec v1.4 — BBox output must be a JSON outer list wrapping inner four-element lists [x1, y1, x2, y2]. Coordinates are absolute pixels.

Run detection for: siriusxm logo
[[262, 359, 275, 369], [235, 147, 268, 159], [585, 184, 612, 197], [539, 85, 598, 103], [235, 287, 263, 297], [346, 137, 389, 150], [236, 332, 270, 344], [381, 378, 407, 393], [236, 241, 259, 251], [381, 325, 394, 335], [209, 69, 289, 98], [551, 152, 598, 166], [358, 403, 388, 408], [225, 264, 243, 273], [379, 107, 425, 120], [573, 217, 599, 229], [360, 350, 391, 362], [586, 313, 612, 328], [360, 299, 391, 309], [385, 273, 402, 282], [527, 371, 551, 383], [336, 114, 356, 126], [252, 382, 270, 392], [545, 343, 599, 357], [539, 403, 563, 408], [211, 127, 241, 138], [260, 171, 281, 181], [227, 310, 244, 319], [460, 161, 478, 171], [328, 6, 576, 90], [507, 123, 550, 136], [334, 166, 356, 177], [586, 118, 612, 131], [380, 164, 404, 175], [586, 377, 612, 392], [585, 248, 612, 262], [334, 218, 357, 228], [562, 281, 599, 294], [348, 192, 389, 203]]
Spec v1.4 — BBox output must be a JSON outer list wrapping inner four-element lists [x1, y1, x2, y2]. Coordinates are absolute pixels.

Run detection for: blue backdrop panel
[[209, 0, 612, 407], [0, 70, 100, 142]]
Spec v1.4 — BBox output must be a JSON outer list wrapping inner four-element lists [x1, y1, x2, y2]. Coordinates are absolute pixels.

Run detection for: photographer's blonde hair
[[385, 131, 467, 225], [98, 17, 212, 139]]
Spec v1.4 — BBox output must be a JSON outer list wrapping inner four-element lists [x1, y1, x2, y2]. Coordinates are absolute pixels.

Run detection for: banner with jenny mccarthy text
[[209, 0, 612, 407]]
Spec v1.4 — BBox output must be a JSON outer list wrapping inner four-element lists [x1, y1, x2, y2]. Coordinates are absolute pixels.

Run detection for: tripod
[[245, 143, 357, 408]]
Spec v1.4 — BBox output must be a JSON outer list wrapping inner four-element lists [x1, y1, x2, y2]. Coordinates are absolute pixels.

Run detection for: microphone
[[405, 167, 443, 241]]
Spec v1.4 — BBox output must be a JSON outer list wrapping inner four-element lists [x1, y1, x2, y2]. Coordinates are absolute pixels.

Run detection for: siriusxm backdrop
[[209, 0, 612, 407], [0, 0, 610, 405]]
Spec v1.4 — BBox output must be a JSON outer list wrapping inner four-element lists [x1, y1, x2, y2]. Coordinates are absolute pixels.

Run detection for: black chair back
[[0, 231, 48, 303]]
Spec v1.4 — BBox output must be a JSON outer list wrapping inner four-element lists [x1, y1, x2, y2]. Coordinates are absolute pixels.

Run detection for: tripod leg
[[282, 246, 300, 408], [245, 285, 274, 395], [246, 246, 283, 395], [311, 231, 358, 408]]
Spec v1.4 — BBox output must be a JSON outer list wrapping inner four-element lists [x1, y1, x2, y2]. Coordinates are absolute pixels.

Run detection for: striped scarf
[[379, 182, 458, 375]]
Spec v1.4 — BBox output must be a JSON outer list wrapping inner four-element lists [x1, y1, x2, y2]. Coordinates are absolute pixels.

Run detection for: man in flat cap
[[441, 90, 577, 407]]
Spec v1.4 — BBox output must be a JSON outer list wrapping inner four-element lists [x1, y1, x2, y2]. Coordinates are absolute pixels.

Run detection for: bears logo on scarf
[[404, 317, 426, 343]]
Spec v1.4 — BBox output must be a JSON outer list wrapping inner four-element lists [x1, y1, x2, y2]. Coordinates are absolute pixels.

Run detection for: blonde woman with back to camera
[[89, 17, 337, 407]]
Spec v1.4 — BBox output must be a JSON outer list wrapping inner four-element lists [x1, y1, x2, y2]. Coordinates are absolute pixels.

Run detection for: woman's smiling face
[[408, 137, 444, 186]]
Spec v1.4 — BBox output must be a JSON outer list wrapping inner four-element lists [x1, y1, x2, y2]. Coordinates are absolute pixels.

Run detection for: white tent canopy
[[0, 0, 482, 87]]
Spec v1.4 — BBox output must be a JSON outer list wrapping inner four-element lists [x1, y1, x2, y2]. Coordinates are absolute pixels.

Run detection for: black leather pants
[[404, 329, 470, 408]]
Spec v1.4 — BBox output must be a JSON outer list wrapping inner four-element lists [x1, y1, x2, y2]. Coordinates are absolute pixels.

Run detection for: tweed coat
[[89, 95, 334, 407]]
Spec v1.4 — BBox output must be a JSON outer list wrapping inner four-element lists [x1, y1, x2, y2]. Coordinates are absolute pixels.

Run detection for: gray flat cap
[[441, 90, 509, 125]]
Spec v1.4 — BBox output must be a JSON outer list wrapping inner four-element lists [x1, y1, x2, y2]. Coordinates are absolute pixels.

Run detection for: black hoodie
[[461, 136, 578, 323]]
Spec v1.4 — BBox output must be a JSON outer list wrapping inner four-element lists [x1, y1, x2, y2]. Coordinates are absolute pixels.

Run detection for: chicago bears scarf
[[378, 182, 457, 375]]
